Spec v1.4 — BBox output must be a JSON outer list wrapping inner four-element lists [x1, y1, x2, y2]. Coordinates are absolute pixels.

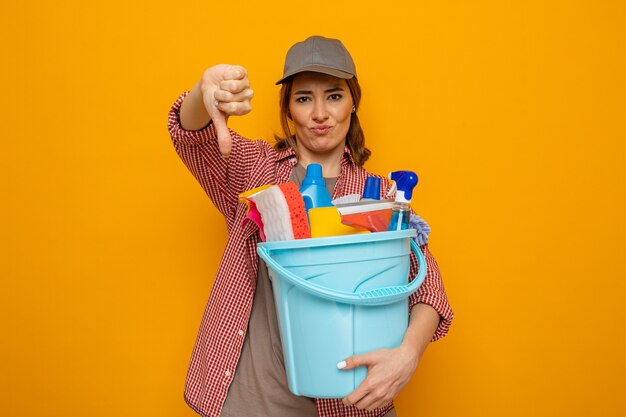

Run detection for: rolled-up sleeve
[[408, 244, 454, 341], [167, 92, 262, 225]]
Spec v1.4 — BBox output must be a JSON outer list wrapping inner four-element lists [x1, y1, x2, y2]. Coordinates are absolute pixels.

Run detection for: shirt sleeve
[[167, 91, 263, 225], [408, 244, 454, 341]]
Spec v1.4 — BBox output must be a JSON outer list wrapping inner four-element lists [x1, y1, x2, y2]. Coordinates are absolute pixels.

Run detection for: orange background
[[2, 1, 625, 416]]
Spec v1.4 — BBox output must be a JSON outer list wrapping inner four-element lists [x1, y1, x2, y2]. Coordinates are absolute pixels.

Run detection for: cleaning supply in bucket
[[387, 170, 418, 231], [409, 213, 431, 246], [331, 193, 361, 205], [299, 163, 333, 213], [308, 206, 369, 237], [336, 199, 394, 232], [249, 182, 311, 241], [361, 176, 381, 201], [334, 175, 388, 232], [239, 185, 272, 242]]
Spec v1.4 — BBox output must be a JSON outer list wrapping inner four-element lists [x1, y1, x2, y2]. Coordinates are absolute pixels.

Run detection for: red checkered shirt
[[168, 92, 453, 417]]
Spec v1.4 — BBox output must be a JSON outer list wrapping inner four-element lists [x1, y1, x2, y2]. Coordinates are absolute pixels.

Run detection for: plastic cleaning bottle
[[387, 170, 418, 231], [299, 163, 333, 213], [362, 176, 381, 201]]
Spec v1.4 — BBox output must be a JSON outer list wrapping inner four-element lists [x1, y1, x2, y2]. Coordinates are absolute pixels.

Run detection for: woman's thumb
[[202, 85, 232, 157], [337, 353, 370, 371], [211, 110, 232, 157]]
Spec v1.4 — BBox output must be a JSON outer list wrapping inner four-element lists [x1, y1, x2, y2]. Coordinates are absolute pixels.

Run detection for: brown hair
[[274, 76, 371, 166]]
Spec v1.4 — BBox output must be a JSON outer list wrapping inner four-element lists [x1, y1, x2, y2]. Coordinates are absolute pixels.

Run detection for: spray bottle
[[387, 170, 418, 231], [299, 163, 333, 213]]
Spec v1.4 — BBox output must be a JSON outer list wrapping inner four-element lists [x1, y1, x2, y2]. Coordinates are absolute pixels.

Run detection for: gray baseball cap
[[276, 36, 357, 85]]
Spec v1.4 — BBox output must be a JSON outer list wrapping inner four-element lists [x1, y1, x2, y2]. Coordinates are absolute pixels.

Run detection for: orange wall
[[2, 1, 625, 416]]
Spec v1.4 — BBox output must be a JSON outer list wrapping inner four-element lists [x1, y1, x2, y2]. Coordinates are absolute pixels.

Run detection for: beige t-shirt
[[220, 164, 397, 417]]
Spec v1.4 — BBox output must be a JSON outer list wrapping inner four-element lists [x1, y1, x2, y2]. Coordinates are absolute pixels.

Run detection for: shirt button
[[237, 330, 244, 336], [225, 370, 231, 377]]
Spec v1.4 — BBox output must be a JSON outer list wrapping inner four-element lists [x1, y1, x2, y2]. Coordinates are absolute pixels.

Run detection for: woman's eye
[[329, 94, 342, 101], [295, 96, 310, 103]]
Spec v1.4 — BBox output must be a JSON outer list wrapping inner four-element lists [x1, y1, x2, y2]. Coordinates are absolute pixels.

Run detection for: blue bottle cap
[[389, 170, 418, 203], [306, 163, 323, 178], [302, 163, 326, 187], [363, 176, 381, 200]]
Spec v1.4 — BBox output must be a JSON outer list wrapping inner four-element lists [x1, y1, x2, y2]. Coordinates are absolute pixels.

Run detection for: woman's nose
[[311, 101, 329, 122]]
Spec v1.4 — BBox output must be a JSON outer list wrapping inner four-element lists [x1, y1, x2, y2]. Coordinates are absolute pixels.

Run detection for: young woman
[[168, 36, 453, 417]]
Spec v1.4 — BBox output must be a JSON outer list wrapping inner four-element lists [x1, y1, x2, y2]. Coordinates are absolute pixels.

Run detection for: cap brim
[[275, 65, 355, 85]]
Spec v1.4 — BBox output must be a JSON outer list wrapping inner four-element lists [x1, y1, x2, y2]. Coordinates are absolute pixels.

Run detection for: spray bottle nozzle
[[386, 170, 418, 203]]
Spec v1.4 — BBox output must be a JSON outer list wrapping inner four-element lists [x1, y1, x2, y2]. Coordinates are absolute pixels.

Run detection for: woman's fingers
[[214, 85, 253, 117], [351, 389, 393, 411], [343, 376, 393, 411], [213, 88, 254, 104], [214, 67, 253, 117], [343, 380, 391, 411], [340, 347, 416, 411], [216, 100, 252, 116], [219, 78, 250, 94], [222, 65, 247, 80], [196, 64, 252, 157]]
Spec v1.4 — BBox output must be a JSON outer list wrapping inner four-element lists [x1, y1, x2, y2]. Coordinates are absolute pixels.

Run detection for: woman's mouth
[[310, 125, 333, 135]]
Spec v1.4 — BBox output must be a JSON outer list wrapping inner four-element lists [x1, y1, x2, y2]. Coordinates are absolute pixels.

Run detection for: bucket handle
[[257, 239, 427, 306]]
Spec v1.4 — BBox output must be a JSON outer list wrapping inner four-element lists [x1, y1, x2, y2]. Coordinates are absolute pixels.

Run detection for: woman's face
[[289, 72, 354, 159]]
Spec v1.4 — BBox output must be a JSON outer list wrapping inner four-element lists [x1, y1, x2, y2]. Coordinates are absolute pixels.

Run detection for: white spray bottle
[[387, 171, 418, 231]]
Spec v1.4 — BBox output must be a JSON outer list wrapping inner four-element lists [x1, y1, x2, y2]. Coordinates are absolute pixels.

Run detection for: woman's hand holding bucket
[[337, 346, 419, 411], [338, 302, 441, 411]]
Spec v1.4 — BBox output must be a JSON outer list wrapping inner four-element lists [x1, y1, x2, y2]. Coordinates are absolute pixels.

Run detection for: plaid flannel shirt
[[168, 92, 453, 417]]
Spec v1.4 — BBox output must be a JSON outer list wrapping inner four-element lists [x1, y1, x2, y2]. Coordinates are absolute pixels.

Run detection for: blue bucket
[[257, 229, 427, 398]]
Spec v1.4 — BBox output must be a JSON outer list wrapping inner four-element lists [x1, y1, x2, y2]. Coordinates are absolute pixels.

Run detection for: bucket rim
[[257, 236, 426, 306], [257, 229, 416, 251]]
